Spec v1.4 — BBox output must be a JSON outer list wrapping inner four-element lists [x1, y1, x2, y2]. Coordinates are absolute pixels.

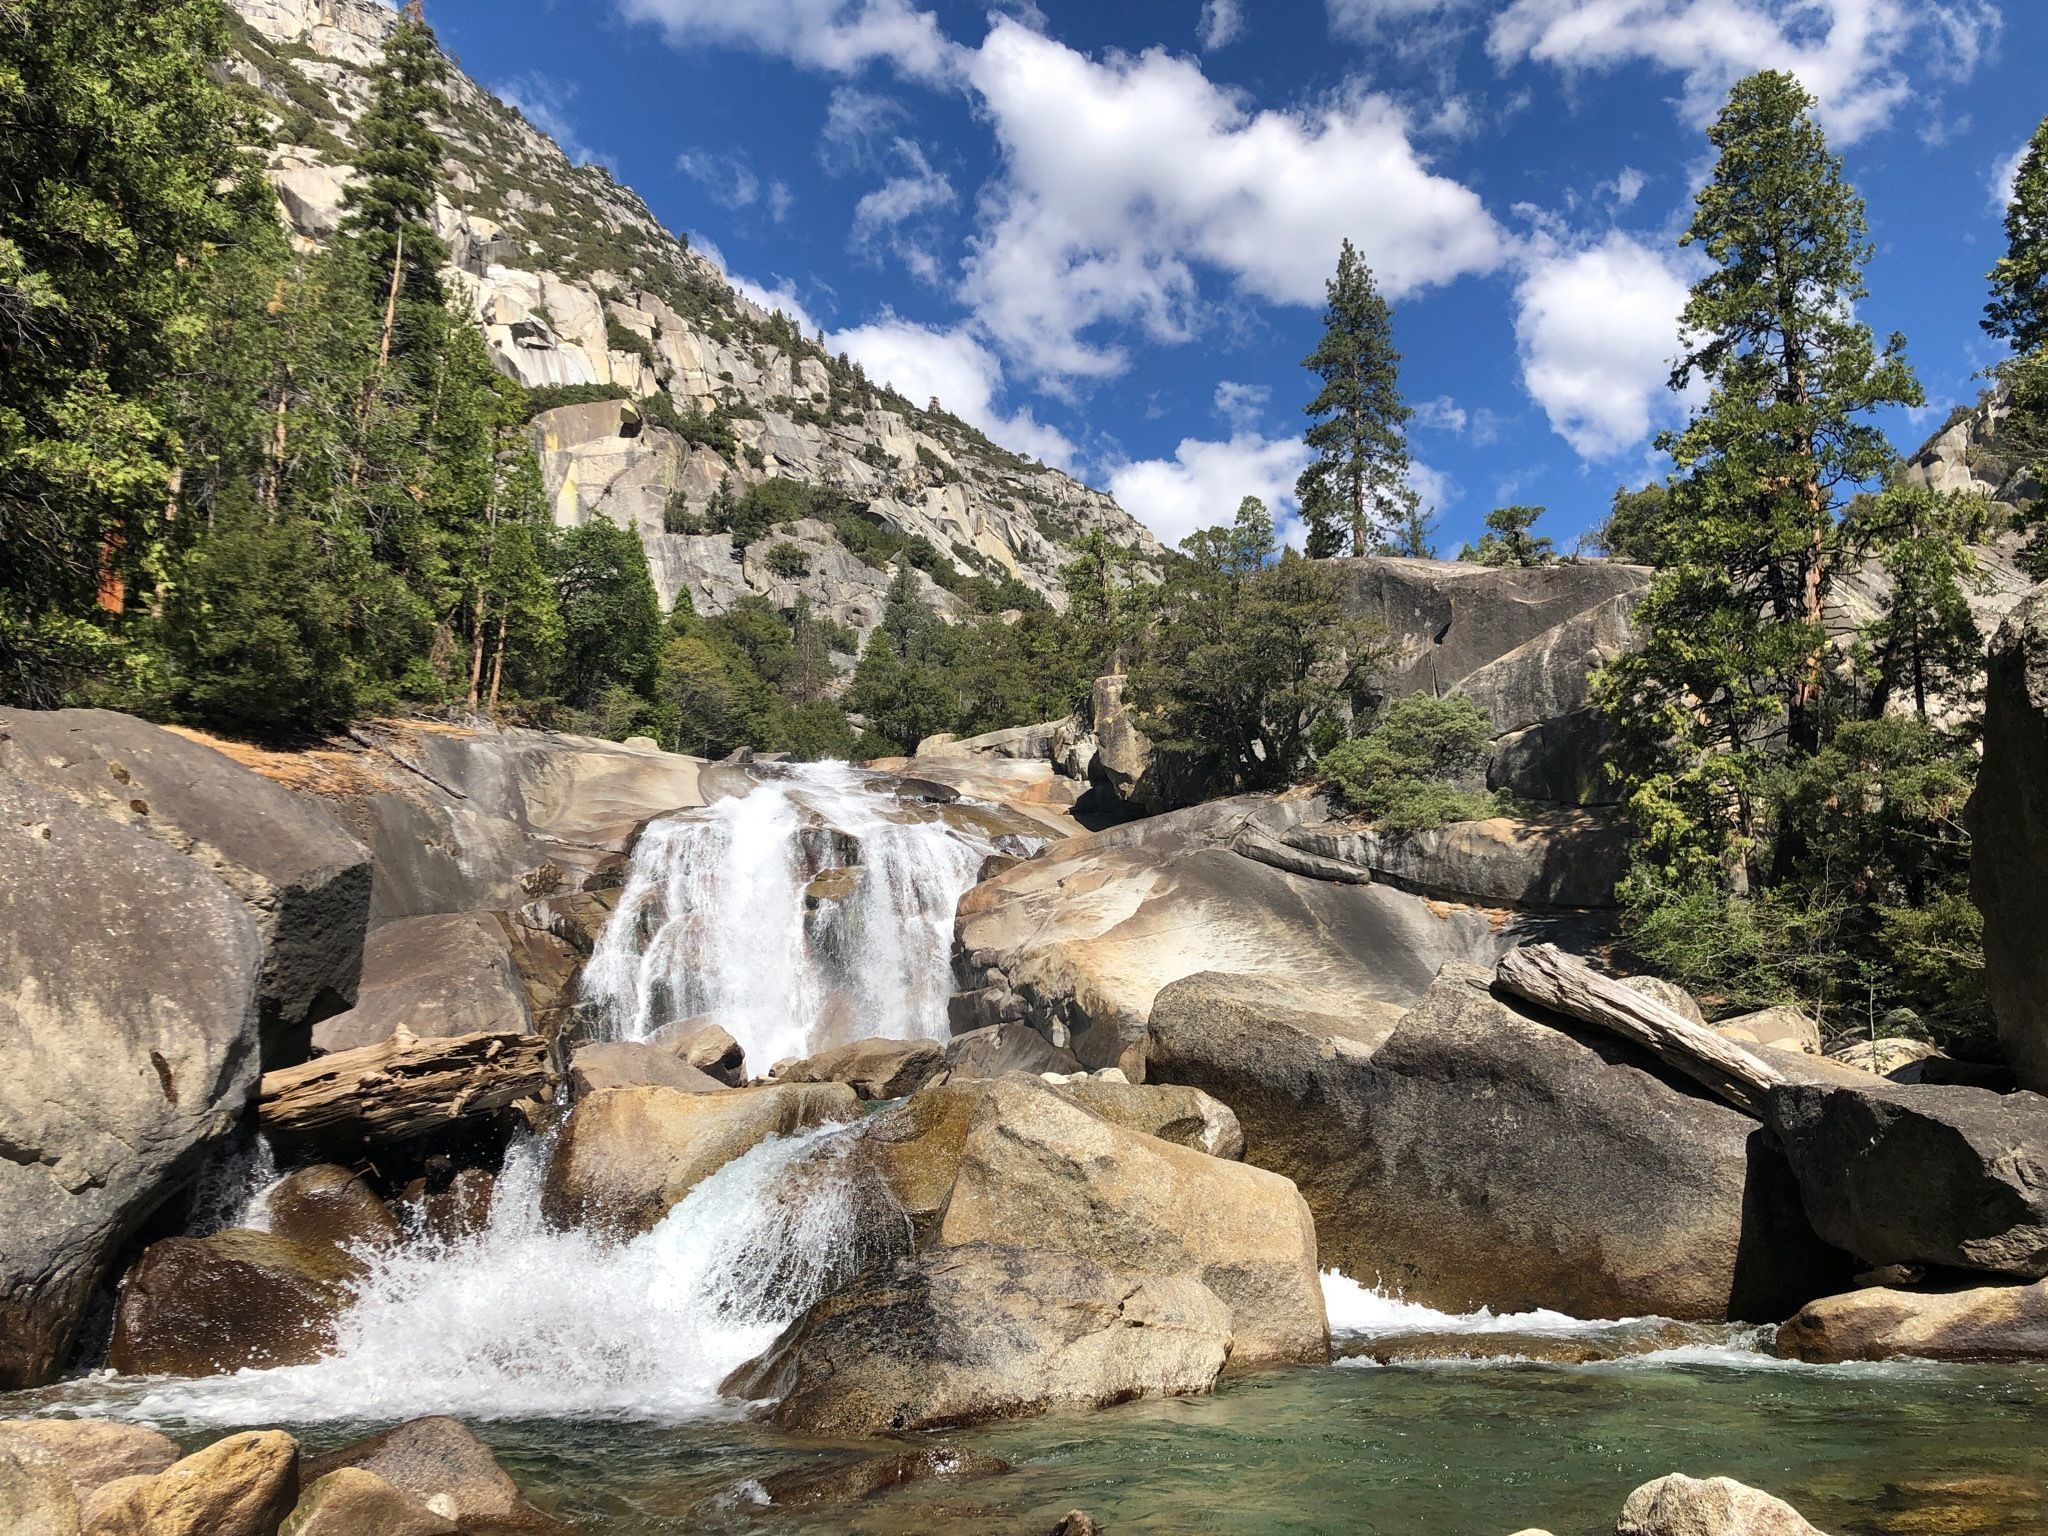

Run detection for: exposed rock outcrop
[[729, 1244, 1233, 1436], [566, 1040, 726, 1099], [1969, 582, 2048, 1093], [1148, 966, 1843, 1321], [0, 779, 264, 1390], [1277, 810, 1630, 909], [1764, 1080, 2048, 1278], [0, 708, 370, 1060], [0, 1421, 180, 1509], [312, 914, 532, 1052], [774, 1037, 946, 1100], [955, 795, 1563, 1076]]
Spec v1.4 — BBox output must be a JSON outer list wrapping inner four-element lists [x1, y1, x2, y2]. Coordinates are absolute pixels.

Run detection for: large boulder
[[1775, 1278, 2048, 1363], [728, 1244, 1233, 1436], [934, 1078, 1326, 1366], [0, 708, 371, 1059], [312, 915, 531, 1053], [1, 1440, 77, 1536], [108, 1229, 357, 1377], [1277, 811, 1630, 909], [263, 1165, 401, 1257], [774, 1037, 946, 1100], [957, 795, 1545, 1075], [1149, 966, 1842, 1322], [1618, 1474, 1827, 1536], [84, 1430, 299, 1536], [541, 1083, 858, 1235], [1050, 1077, 1244, 1160], [0, 780, 264, 1389], [0, 1421, 178, 1508], [280, 1469, 458, 1536], [1716, 1005, 1821, 1055], [300, 1417, 556, 1533], [565, 1041, 726, 1100], [944, 1023, 1083, 1080], [1763, 1080, 2048, 1278], [1969, 583, 2048, 1093]]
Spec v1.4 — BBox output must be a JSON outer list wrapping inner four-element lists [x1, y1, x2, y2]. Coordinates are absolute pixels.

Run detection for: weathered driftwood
[[1494, 943, 1785, 1117], [258, 1029, 552, 1148]]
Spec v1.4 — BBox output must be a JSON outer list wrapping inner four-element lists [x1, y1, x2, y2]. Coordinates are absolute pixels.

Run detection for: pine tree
[[1382, 502, 1439, 559], [1459, 505, 1554, 567], [1986, 113, 2048, 354], [1299, 240, 1417, 559], [1598, 70, 1921, 900], [341, 4, 450, 328], [0, 0, 266, 702]]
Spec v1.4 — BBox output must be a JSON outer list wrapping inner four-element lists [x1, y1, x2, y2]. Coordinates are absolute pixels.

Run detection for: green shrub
[[604, 315, 659, 373], [765, 541, 811, 579], [522, 382, 631, 420], [1320, 692, 1500, 830]]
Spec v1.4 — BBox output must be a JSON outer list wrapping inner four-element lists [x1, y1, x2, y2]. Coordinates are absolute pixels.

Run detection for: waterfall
[[580, 762, 1016, 1066], [106, 1121, 908, 1426]]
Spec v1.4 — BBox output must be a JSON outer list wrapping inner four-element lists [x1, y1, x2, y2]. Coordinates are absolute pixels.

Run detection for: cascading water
[[92, 1121, 908, 1426], [580, 761, 1016, 1065]]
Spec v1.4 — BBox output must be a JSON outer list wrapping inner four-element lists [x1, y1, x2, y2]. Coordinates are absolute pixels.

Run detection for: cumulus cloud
[[830, 314, 1078, 468], [613, 0, 961, 82], [1107, 433, 1313, 549], [1991, 138, 2030, 212], [1198, 0, 1243, 50], [1213, 380, 1272, 431], [1488, 0, 2002, 144], [1511, 230, 1696, 459], [1608, 166, 1648, 206], [960, 20, 1507, 382]]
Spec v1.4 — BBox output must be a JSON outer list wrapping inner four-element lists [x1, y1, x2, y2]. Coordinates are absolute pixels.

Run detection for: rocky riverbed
[[12, 647, 2048, 1532]]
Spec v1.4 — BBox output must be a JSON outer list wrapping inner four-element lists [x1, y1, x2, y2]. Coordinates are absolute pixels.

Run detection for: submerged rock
[[301, 1417, 558, 1533], [1149, 965, 1843, 1322], [1618, 1473, 1827, 1535], [1764, 1080, 2048, 1278], [84, 1430, 300, 1536], [109, 1229, 357, 1377], [751, 1446, 1010, 1507], [541, 1082, 859, 1236], [281, 1469, 458, 1536], [730, 1244, 1233, 1436], [935, 1077, 1326, 1367], [0, 779, 264, 1390], [775, 1037, 946, 1100], [1776, 1278, 2048, 1363]]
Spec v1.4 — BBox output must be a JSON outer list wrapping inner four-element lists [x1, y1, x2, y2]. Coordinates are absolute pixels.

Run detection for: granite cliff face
[[222, 0, 1158, 640]]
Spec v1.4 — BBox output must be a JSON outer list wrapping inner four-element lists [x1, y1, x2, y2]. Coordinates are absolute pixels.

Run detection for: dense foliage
[[1319, 694, 1501, 829]]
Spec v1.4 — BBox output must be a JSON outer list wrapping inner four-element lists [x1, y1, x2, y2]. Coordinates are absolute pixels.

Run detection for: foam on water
[[580, 762, 1003, 1064], [65, 1121, 906, 1429], [1319, 1269, 1637, 1338]]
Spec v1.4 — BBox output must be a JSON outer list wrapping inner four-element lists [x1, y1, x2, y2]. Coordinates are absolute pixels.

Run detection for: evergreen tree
[[549, 519, 663, 710], [1986, 113, 2048, 355], [1459, 505, 1555, 567], [341, 4, 450, 326], [1382, 501, 1439, 559], [1599, 482, 1680, 565], [1597, 70, 1921, 898], [1298, 241, 1417, 559], [0, 0, 266, 702], [1847, 485, 1990, 721]]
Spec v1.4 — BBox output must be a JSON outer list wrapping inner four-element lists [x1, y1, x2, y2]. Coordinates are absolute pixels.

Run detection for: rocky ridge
[[223, 0, 1159, 639]]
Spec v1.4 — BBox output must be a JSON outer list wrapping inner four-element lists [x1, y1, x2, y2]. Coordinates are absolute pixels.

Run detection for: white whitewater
[[97, 1122, 907, 1426], [580, 761, 1006, 1065]]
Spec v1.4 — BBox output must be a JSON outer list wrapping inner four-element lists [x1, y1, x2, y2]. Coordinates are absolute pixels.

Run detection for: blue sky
[[421, 0, 2043, 553]]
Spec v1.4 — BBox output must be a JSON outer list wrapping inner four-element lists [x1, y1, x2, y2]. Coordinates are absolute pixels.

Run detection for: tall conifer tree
[[1298, 241, 1417, 559], [1986, 114, 2048, 355]]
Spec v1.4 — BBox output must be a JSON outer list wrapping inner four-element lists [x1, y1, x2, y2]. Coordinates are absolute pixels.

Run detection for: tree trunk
[[349, 230, 407, 492], [257, 1029, 552, 1153], [487, 613, 508, 714], [1494, 944, 1784, 1116], [466, 588, 488, 711]]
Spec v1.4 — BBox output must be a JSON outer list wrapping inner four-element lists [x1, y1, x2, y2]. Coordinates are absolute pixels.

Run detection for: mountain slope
[[222, 0, 1159, 643]]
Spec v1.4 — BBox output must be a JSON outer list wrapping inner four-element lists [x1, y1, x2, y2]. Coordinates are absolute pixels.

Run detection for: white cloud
[[1198, 0, 1243, 50], [1609, 166, 1648, 206], [960, 21, 1507, 382], [733, 274, 825, 338], [497, 73, 610, 169], [1327, 0, 1482, 43], [676, 149, 762, 210], [1107, 433, 1313, 549], [819, 87, 907, 172], [1413, 395, 1467, 433], [850, 140, 956, 276], [1213, 380, 1271, 430], [1512, 230, 1696, 458], [830, 314, 1078, 468], [1991, 138, 2030, 212], [1488, 0, 2002, 145], [768, 181, 797, 223], [613, 0, 961, 82]]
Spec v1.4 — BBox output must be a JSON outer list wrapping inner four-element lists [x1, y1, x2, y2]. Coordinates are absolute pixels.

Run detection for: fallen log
[[1494, 943, 1784, 1117], [258, 1029, 552, 1150]]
